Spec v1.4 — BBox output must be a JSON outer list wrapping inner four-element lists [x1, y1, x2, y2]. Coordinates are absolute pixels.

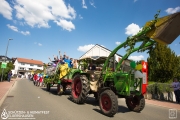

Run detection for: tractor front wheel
[[125, 94, 145, 112], [71, 75, 90, 104], [99, 90, 118, 117]]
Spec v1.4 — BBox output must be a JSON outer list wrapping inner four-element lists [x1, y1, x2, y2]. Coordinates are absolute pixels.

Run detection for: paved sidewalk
[[0, 78, 18, 107], [0, 79, 180, 111], [145, 99, 180, 110]]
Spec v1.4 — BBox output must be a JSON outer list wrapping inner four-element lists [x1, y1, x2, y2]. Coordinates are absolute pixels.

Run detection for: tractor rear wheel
[[71, 75, 90, 104], [125, 94, 145, 112], [99, 90, 118, 117]]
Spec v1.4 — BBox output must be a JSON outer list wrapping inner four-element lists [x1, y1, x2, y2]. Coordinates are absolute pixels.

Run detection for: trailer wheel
[[71, 75, 90, 104], [46, 83, 50, 91], [57, 84, 63, 95], [99, 90, 118, 117], [125, 94, 145, 112]]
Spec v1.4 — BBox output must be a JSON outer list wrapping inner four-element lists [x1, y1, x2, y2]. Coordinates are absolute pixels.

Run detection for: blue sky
[[0, 0, 180, 63]]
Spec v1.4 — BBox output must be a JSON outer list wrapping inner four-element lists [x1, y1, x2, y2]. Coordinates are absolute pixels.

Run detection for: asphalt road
[[0, 79, 180, 120]]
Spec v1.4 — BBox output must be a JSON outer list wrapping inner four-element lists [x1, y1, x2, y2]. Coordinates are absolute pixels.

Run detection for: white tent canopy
[[79, 44, 123, 63]]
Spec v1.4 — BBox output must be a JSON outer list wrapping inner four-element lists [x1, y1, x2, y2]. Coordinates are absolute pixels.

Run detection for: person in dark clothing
[[70, 58, 73, 68], [88, 63, 96, 70], [171, 78, 180, 103], [7, 71, 12, 82]]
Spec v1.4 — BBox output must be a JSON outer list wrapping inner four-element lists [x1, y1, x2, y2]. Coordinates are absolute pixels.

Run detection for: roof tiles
[[17, 58, 43, 65]]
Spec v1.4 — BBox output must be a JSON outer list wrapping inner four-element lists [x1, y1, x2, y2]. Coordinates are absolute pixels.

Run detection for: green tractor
[[44, 60, 81, 95], [71, 11, 180, 117]]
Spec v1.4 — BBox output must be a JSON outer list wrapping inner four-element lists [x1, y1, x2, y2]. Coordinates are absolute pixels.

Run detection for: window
[[30, 64, 34, 66], [38, 65, 42, 67], [21, 63, 25, 65], [19, 67, 24, 70], [29, 68, 33, 70]]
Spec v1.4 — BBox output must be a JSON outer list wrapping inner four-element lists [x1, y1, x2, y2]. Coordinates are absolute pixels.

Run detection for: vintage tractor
[[71, 11, 180, 117], [44, 60, 81, 95]]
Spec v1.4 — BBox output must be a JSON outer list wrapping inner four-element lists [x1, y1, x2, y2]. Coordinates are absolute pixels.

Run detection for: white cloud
[[34, 42, 42, 46], [77, 44, 95, 52], [19, 22, 25, 26], [38, 43, 42, 46], [7, 24, 30, 35], [115, 41, 121, 45], [13, 20, 17, 24], [54, 19, 75, 31], [165, 6, 180, 14], [79, 14, 83, 19], [134, 0, 138, 2], [20, 31, 30, 35], [82, 0, 87, 9], [125, 23, 142, 36], [13, 0, 76, 31], [129, 55, 144, 61], [90, 0, 96, 8], [0, 0, 12, 20], [178, 54, 180, 57], [7, 24, 18, 32]]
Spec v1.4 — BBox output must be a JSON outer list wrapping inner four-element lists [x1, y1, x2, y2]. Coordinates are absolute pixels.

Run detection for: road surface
[[0, 79, 179, 120]]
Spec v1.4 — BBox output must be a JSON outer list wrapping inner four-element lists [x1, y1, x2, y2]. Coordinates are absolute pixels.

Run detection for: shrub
[[146, 82, 173, 94]]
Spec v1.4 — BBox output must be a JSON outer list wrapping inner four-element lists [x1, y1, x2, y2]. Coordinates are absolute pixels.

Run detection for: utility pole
[[1, 38, 13, 82]]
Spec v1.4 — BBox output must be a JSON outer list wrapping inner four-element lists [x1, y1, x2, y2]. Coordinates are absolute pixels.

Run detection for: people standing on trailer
[[64, 56, 71, 68], [70, 58, 73, 68]]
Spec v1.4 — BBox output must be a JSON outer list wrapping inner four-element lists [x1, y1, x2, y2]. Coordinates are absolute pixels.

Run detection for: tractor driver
[[88, 63, 96, 70]]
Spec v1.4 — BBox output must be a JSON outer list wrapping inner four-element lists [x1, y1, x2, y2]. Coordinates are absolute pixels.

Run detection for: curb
[[0, 79, 17, 107], [146, 100, 180, 111], [146, 102, 180, 111]]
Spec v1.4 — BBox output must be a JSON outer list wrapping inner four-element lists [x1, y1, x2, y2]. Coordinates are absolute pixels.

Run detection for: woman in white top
[[172, 78, 180, 103]]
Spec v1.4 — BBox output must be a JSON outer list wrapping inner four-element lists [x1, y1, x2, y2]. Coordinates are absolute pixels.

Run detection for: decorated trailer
[[44, 60, 81, 95], [70, 11, 180, 117]]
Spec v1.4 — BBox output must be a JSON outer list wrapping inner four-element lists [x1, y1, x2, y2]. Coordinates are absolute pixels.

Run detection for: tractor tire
[[125, 94, 145, 112], [46, 83, 51, 91], [99, 90, 118, 117], [57, 84, 63, 95], [71, 74, 90, 104]]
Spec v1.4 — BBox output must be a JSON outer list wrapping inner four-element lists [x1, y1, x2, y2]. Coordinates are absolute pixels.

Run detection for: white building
[[0, 56, 12, 63], [12, 58, 44, 78]]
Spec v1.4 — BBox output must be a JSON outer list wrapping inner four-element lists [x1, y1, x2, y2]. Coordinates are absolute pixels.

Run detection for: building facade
[[12, 58, 44, 78], [0, 55, 12, 63]]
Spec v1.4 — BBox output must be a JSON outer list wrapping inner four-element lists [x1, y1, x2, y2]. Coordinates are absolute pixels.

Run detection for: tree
[[147, 43, 180, 83], [0, 62, 14, 81]]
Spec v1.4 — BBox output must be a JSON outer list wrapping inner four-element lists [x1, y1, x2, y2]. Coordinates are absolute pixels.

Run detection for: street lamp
[[1, 38, 13, 82]]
